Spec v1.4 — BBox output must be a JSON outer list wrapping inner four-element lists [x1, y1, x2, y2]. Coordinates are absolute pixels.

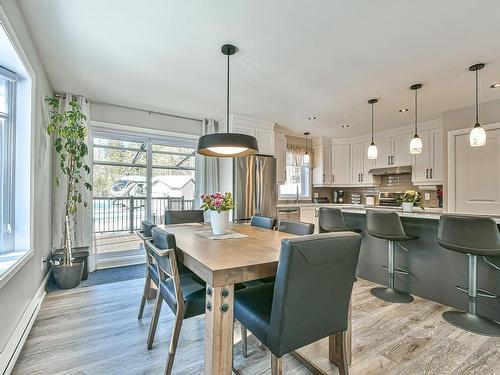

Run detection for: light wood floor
[[12, 278, 500, 375]]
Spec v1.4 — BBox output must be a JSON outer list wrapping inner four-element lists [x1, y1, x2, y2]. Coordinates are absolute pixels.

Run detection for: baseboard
[[0, 271, 51, 375], [96, 254, 145, 270]]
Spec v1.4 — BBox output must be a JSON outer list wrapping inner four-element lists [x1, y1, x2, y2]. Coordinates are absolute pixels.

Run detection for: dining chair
[[164, 209, 204, 224], [234, 232, 361, 375], [250, 215, 276, 230], [137, 220, 158, 319], [319, 207, 362, 233], [145, 227, 207, 375], [277, 219, 314, 235]]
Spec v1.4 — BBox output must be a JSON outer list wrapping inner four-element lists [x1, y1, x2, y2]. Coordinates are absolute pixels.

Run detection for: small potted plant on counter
[[200, 192, 235, 235], [397, 190, 424, 212]]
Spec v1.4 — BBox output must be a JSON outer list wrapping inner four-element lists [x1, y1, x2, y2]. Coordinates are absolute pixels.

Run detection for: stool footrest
[[455, 286, 499, 299], [381, 265, 410, 275]]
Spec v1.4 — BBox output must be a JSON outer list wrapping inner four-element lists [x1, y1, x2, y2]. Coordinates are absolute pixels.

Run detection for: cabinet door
[[300, 207, 316, 224], [377, 137, 392, 167], [392, 133, 412, 166], [274, 134, 286, 184], [332, 144, 350, 185], [312, 144, 325, 185], [322, 144, 333, 184], [350, 143, 363, 184], [362, 142, 378, 184], [233, 124, 255, 137], [412, 129, 430, 182], [255, 128, 275, 155], [429, 128, 443, 181]]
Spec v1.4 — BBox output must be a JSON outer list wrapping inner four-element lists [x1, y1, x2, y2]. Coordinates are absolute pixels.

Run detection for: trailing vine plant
[[46, 96, 92, 265]]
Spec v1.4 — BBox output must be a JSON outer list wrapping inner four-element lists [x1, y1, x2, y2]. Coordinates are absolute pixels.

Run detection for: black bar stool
[[319, 207, 361, 233], [437, 214, 500, 336], [366, 210, 417, 303]]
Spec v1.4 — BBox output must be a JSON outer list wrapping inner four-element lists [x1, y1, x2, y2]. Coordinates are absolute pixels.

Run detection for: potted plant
[[46, 96, 92, 289], [397, 190, 424, 212], [200, 192, 235, 235]]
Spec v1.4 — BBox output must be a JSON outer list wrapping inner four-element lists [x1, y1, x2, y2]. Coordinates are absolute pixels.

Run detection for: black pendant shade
[[197, 44, 258, 157]]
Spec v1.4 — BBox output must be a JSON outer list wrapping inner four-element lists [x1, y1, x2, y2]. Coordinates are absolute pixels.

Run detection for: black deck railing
[[93, 196, 195, 233]]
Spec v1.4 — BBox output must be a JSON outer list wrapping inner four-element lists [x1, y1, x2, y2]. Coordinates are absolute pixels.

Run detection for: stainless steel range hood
[[368, 165, 412, 175]]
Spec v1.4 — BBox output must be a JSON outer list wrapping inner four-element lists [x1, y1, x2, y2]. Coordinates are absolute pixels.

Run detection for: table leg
[[205, 283, 234, 375]]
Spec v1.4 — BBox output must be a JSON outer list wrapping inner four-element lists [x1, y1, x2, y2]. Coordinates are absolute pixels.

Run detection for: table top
[[158, 222, 292, 286]]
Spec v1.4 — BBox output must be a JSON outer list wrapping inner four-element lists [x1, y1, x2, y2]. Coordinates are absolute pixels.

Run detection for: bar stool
[[437, 214, 500, 336], [366, 210, 417, 303], [319, 207, 361, 233]]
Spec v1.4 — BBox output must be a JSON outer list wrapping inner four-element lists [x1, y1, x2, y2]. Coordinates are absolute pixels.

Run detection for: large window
[[0, 67, 16, 265], [278, 149, 311, 199]]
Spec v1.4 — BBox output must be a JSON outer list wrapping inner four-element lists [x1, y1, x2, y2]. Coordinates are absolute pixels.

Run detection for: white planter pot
[[210, 210, 229, 235], [402, 202, 413, 212]]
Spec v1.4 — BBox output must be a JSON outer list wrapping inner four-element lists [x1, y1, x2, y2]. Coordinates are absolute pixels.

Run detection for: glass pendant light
[[303, 132, 310, 164], [409, 83, 423, 154], [469, 63, 487, 147], [367, 99, 378, 160], [197, 44, 259, 157]]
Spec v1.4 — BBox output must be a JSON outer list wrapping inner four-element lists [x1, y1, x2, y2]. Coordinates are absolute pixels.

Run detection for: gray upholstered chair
[[250, 215, 276, 230], [437, 214, 500, 336], [366, 209, 417, 303], [278, 219, 314, 235], [137, 220, 158, 319], [234, 232, 361, 375], [319, 207, 361, 233], [145, 227, 207, 374], [164, 209, 204, 224]]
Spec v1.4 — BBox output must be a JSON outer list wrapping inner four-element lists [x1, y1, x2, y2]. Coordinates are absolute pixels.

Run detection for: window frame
[[278, 150, 311, 200]]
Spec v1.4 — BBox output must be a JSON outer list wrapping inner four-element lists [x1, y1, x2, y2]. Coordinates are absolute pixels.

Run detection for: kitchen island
[[276, 204, 500, 322]]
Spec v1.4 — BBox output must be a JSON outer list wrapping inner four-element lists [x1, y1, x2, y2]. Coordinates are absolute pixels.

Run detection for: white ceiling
[[17, 0, 500, 137]]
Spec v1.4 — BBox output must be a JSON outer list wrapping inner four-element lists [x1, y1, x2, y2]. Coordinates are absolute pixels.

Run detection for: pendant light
[[367, 99, 378, 160], [303, 132, 310, 165], [469, 63, 487, 147], [197, 44, 259, 157], [409, 83, 423, 154]]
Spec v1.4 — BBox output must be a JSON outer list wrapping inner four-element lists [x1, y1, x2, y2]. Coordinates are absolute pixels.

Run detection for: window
[[0, 66, 16, 265], [278, 149, 311, 199]]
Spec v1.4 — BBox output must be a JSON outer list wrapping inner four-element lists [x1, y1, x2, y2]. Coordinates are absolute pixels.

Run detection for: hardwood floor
[[12, 278, 500, 375]]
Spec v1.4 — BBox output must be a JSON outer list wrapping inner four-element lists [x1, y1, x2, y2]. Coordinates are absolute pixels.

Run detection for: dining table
[[159, 222, 352, 375]]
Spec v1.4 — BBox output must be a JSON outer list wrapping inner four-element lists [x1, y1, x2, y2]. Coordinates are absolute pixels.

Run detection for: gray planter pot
[[53, 262, 84, 289]]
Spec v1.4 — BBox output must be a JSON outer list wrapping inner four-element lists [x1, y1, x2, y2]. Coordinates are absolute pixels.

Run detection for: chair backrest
[[250, 215, 276, 230], [437, 214, 500, 256], [278, 220, 314, 235], [139, 220, 157, 265], [366, 209, 407, 240], [318, 207, 347, 233], [140, 219, 157, 238], [268, 232, 361, 357], [164, 209, 205, 224]]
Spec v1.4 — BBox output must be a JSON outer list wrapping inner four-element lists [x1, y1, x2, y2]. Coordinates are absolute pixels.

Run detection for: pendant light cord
[[475, 68, 479, 125], [371, 102, 374, 143], [414, 88, 418, 135], [226, 53, 230, 133]]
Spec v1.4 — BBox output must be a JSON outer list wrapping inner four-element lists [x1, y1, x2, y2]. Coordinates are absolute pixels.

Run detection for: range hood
[[368, 165, 412, 175]]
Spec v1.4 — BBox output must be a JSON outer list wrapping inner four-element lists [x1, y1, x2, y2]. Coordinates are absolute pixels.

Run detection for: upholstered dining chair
[[234, 232, 361, 375], [164, 209, 204, 224], [137, 220, 158, 319], [250, 215, 276, 230], [277, 219, 314, 235], [145, 227, 207, 375]]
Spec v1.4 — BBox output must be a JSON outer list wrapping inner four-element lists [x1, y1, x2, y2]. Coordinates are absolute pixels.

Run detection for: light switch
[[424, 193, 430, 201]]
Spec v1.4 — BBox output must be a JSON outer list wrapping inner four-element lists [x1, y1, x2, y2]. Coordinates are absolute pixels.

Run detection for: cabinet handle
[[361, 173, 363, 182], [332, 174, 334, 183], [430, 168, 433, 179], [323, 174, 325, 183], [388, 156, 390, 165], [391, 155, 394, 165], [426, 168, 428, 179]]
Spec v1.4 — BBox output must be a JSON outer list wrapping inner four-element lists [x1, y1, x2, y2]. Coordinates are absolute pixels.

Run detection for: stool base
[[370, 287, 414, 304], [443, 311, 500, 337]]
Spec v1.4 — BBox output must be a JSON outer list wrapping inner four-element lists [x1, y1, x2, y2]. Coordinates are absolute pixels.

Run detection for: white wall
[[0, 0, 53, 357]]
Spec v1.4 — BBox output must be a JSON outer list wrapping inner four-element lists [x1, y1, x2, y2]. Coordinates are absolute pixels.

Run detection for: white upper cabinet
[[230, 115, 275, 156], [274, 131, 286, 184], [377, 137, 393, 167], [412, 128, 443, 184], [312, 138, 333, 186], [331, 144, 350, 186], [376, 134, 412, 167], [349, 142, 380, 185]]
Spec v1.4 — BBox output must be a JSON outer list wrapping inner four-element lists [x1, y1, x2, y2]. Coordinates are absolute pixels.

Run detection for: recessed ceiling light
[[341, 124, 350, 128], [491, 82, 500, 88], [399, 108, 409, 112], [307, 116, 316, 120]]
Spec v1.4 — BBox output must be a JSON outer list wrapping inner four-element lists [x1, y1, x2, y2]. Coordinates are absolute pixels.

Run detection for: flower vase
[[402, 202, 413, 213], [210, 210, 229, 235]]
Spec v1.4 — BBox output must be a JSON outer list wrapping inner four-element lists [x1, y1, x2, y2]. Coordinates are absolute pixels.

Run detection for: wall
[[0, 0, 53, 359], [442, 98, 500, 209]]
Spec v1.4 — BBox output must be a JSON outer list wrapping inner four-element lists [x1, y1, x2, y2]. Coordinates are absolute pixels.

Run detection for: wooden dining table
[[159, 222, 352, 375]]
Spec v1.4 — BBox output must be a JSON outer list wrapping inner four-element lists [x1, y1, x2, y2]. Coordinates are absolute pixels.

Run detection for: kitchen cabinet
[[331, 144, 350, 186], [412, 128, 443, 184], [274, 131, 286, 184], [299, 207, 319, 233], [350, 142, 380, 185], [230, 115, 275, 155], [312, 138, 333, 186], [376, 134, 412, 167]]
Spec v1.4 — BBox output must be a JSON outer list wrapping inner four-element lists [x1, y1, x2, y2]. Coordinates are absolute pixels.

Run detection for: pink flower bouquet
[[200, 192, 235, 213]]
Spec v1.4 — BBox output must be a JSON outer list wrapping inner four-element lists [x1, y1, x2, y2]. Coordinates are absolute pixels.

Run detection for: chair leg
[[329, 331, 349, 375], [271, 354, 282, 375], [164, 308, 185, 375], [147, 290, 163, 349], [240, 325, 248, 358], [138, 273, 151, 319]]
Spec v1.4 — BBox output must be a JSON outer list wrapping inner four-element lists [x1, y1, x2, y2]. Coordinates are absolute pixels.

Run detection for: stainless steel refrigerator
[[234, 155, 277, 221]]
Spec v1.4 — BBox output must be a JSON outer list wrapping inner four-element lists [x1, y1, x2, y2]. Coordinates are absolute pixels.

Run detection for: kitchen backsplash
[[313, 174, 443, 208]]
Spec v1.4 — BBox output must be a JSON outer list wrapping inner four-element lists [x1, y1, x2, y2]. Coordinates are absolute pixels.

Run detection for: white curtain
[[286, 144, 313, 167], [194, 119, 220, 210], [51, 94, 92, 250]]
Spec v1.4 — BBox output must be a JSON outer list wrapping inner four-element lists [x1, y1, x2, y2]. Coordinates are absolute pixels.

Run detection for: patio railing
[[93, 196, 194, 233]]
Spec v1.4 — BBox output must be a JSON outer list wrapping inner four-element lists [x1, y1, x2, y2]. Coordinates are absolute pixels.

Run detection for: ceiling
[[17, 0, 500, 137]]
